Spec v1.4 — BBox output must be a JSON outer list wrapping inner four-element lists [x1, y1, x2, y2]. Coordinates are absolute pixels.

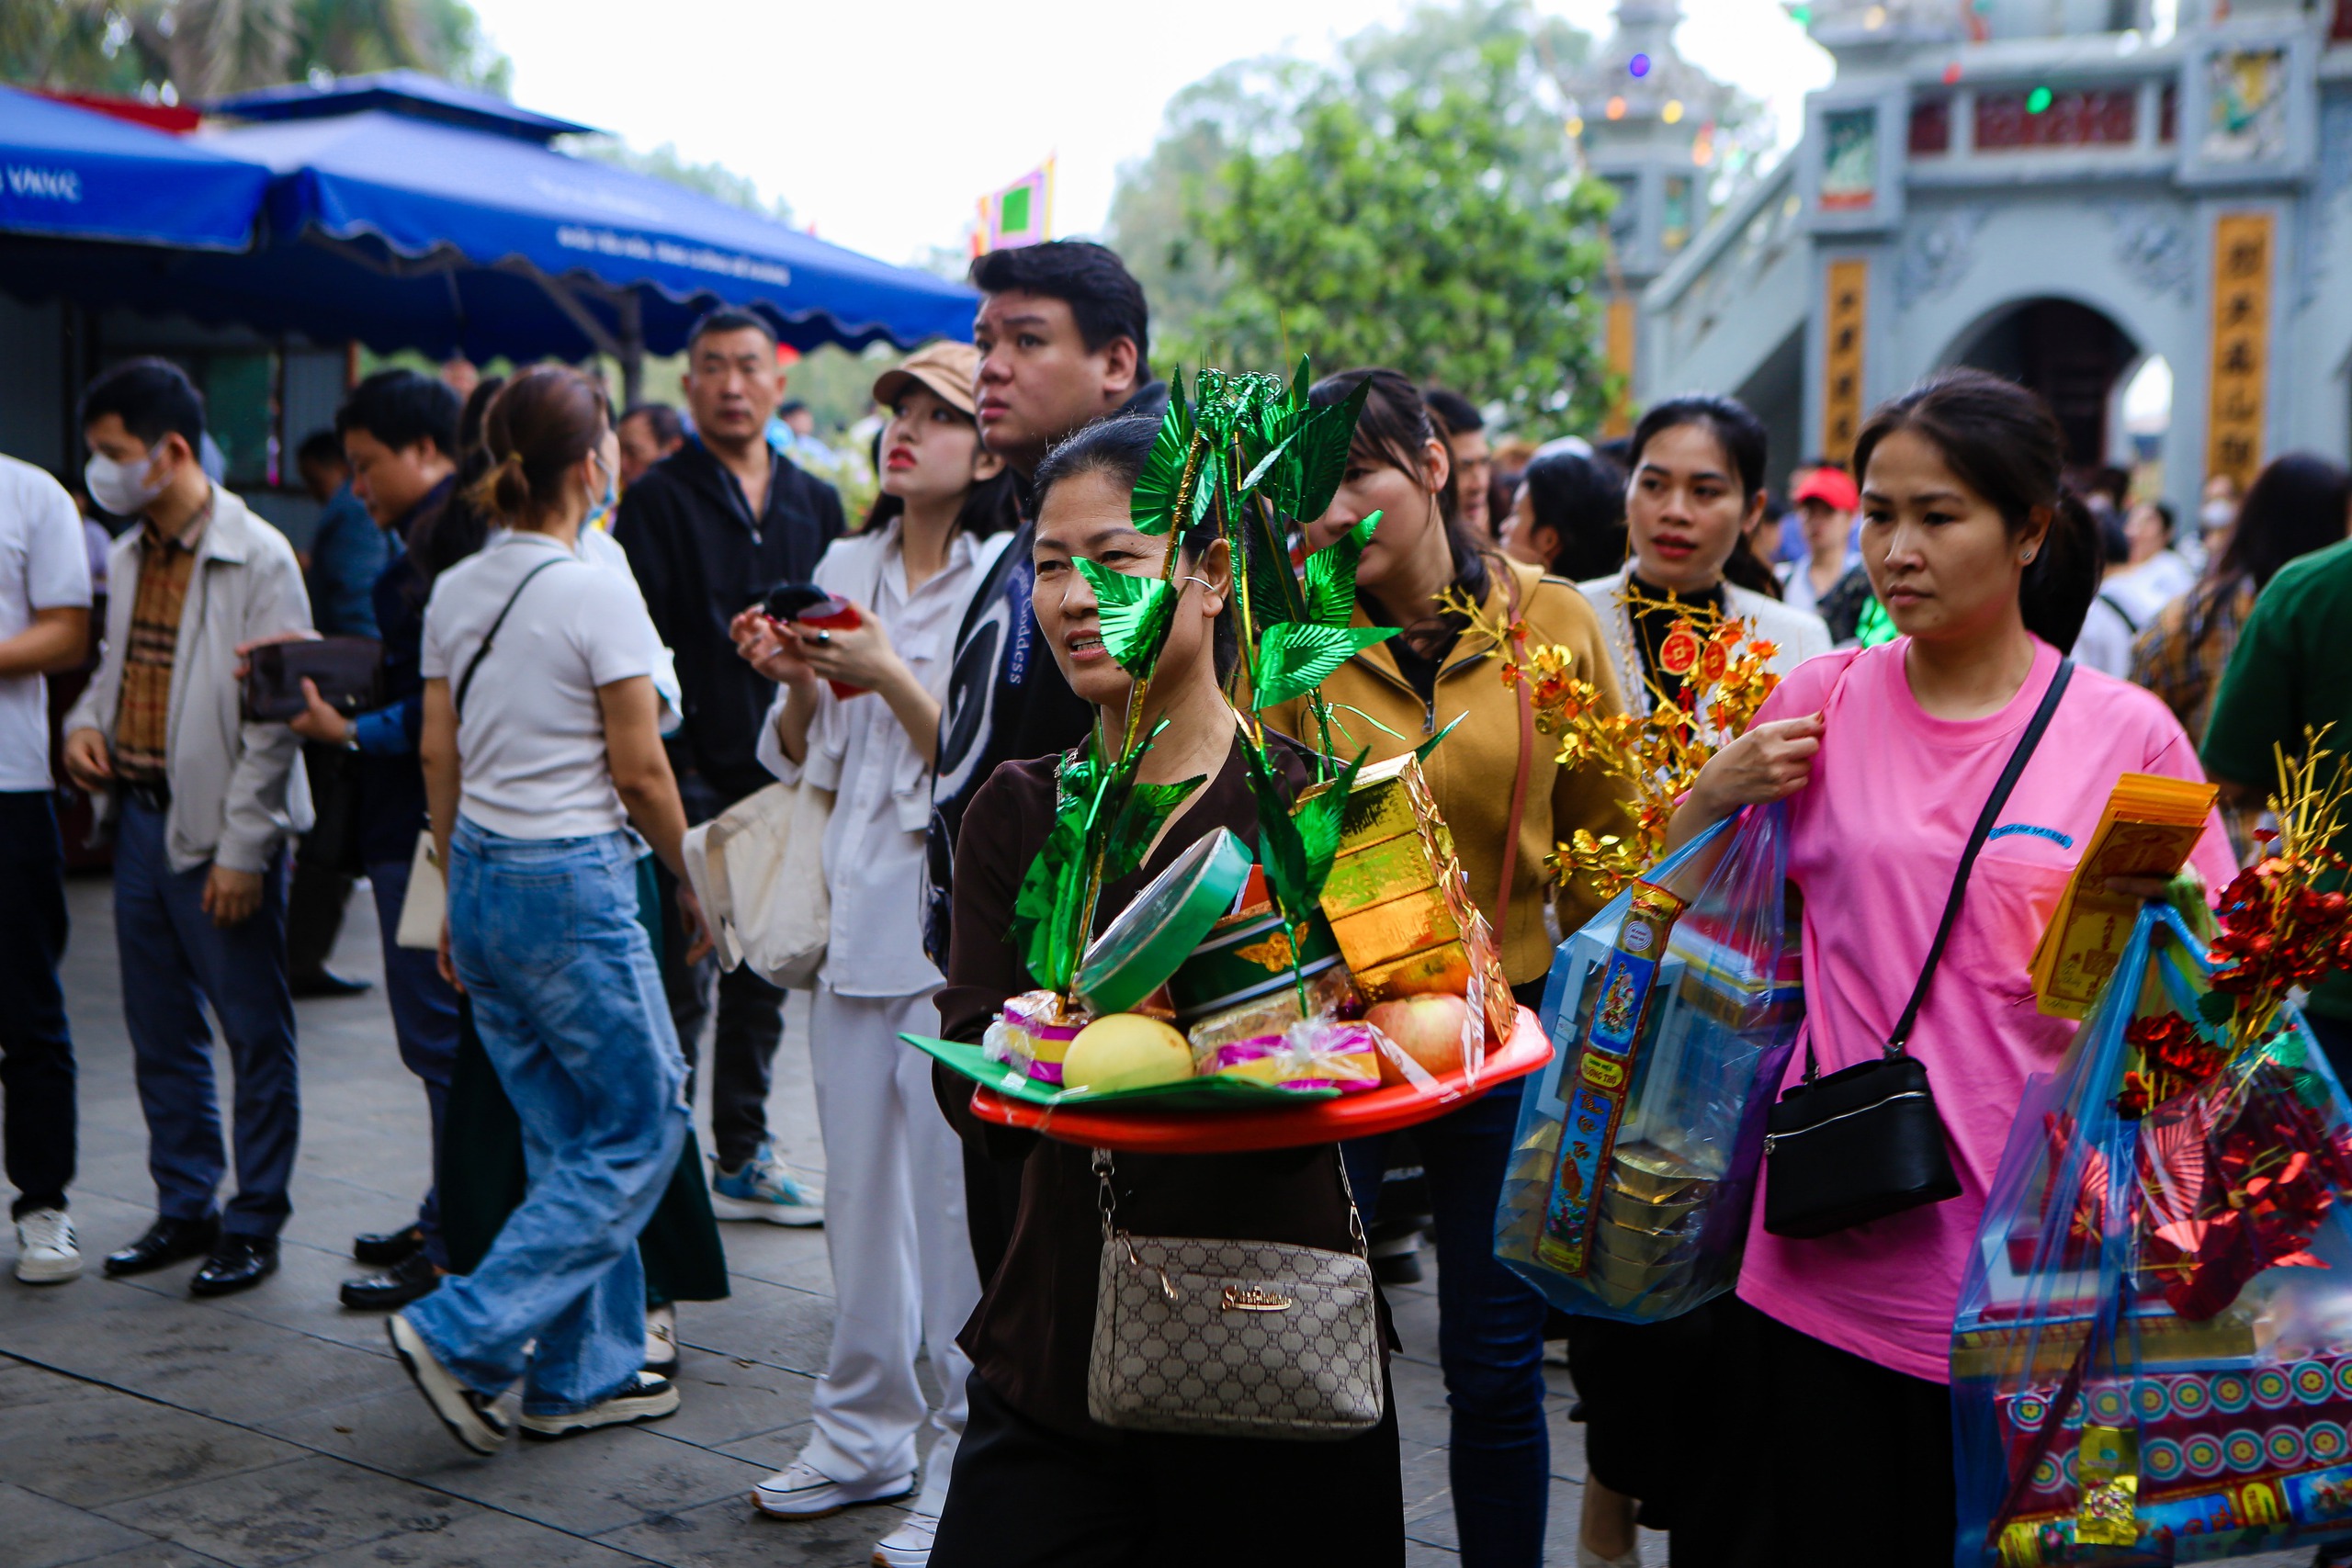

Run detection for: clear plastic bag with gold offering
[[1495, 802, 1803, 1323]]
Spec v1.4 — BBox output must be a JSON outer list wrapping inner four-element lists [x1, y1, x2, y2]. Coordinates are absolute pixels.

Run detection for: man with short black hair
[[1423, 386, 1493, 540], [62, 358, 312, 1297], [919, 242, 1161, 1279], [300, 369, 469, 1310], [617, 402, 686, 488], [616, 307, 843, 1224]]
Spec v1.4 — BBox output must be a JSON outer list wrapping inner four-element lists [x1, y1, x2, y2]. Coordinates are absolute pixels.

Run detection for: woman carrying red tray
[[924, 414, 1405, 1566]]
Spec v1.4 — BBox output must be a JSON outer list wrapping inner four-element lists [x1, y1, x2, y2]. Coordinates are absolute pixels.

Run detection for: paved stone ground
[[0, 874, 1634, 1568]]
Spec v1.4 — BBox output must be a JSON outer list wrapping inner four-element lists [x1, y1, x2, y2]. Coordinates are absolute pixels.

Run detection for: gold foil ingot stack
[[1304, 755, 1510, 1038]]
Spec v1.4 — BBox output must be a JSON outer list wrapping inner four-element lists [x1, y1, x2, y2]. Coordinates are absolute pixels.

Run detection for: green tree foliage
[[1109, 0, 1616, 433], [2, 0, 509, 102]]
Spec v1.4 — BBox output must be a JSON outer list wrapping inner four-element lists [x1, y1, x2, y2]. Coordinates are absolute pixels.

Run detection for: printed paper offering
[[2030, 773, 2217, 1021]]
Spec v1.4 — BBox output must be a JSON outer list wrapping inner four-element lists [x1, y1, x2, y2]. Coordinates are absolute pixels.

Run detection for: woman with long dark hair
[[725, 344, 1017, 1565], [926, 412, 1404, 1566], [2130, 451, 2352, 744], [1669, 369, 2236, 1564], [1264, 368, 1629, 1568], [1577, 395, 1830, 713], [388, 365, 695, 1450]]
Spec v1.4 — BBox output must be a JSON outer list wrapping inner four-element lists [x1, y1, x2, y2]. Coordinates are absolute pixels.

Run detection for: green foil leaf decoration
[[1005, 728, 1201, 993], [1251, 623, 1399, 712], [1243, 743, 1369, 942], [1305, 513, 1382, 629], [1076, 558, 1176, 678], [1261, 377, 1368, 526], [1131, 375, 1193, 536]]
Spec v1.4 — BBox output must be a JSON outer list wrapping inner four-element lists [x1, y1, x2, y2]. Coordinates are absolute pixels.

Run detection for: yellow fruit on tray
[[1061, 1013, 1193, 1093]]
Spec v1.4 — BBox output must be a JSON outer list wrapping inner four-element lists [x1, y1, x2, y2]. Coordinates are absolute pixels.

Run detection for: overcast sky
[[469, 0, 1832, 268]]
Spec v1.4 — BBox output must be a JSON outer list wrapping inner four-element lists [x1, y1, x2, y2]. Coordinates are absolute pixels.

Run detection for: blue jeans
[[403, 819, 687, 1416], [367, 853, 461, 1268], [1344, 1077, 1549, 1568], [114, 797, 299, 1238]]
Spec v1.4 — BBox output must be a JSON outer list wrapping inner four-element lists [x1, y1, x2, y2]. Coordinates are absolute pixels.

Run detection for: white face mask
[[2200, 499, 2235, 531], [85, 451, 170, 517]]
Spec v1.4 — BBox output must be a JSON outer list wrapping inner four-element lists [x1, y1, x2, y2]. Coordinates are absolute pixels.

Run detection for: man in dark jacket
[[616, 307, 842, 1224]]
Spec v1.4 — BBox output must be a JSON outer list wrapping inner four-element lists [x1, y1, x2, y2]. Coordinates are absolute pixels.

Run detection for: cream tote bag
[[682, 781, 833, 989]]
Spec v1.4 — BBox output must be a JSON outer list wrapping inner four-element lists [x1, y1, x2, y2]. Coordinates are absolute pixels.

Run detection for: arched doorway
[[1945, 299, 2140, 467]]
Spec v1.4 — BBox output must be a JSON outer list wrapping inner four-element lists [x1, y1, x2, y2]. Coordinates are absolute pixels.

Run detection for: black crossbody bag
[[1762, 659, 2075, 1239]]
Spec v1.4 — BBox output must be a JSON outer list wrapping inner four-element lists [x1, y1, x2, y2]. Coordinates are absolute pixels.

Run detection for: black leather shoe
[[103, 1215, 219, 1277], [339, 1247, 441, 1311], [351, 1224, 425, 1266], [291, 970, 372, 999], [189, 1235, 278, 1297]]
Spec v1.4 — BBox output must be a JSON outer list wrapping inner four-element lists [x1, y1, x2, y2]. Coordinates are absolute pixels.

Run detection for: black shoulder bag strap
[[454, 558, 569, 719], [1800, 657, 2075, 1082]]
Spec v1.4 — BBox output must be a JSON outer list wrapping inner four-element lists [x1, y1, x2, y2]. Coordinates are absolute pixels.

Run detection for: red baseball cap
[[1792, 468, 1860, 512]]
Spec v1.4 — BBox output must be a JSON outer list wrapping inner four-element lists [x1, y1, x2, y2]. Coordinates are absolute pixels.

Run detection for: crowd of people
[[1, 235, 2348, 1568]]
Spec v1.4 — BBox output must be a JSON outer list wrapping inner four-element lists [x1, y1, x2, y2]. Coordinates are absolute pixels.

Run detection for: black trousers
[[1674, 1295, 1955, 1568], [658, 774, 786, 1170], [286, 741, 360, 980], [932, 1372, 1406, 1568], [0, 791, 75, 1218]]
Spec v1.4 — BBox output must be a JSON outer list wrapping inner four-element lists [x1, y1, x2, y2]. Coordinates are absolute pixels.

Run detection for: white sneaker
[[711, 1142, 825, 1225], [14, 1209, 81, 1284], [873, 1512, 936, 1567], [518, 1371, 680, 1439], [388, 1312, 511, 1455], [751, 1460, 914, 1520], [1577, 1544, 1642, 1568], [645, 1303, 678, 1374]]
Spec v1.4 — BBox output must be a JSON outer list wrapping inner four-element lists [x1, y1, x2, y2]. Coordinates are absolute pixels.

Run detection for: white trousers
[[800, 985, 979, 1515]]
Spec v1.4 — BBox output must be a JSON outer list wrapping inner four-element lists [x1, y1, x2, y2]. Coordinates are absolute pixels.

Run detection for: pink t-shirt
[[1736, 637, 2237, 1384]]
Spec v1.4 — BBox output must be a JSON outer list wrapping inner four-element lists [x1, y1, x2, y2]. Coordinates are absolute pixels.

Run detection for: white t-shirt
[[421, 529, 657, 840], [0, 456, 94, 791]]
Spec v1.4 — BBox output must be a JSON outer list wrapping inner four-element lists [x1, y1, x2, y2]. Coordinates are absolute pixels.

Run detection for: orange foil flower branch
[[1442, 583, 1781, 898]]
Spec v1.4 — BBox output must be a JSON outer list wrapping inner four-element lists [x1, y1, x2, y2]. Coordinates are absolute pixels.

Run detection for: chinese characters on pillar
[[1603, 296, 1636, 439], [2205, 212, 2273, 494], [1822, 258, 1868, 466]]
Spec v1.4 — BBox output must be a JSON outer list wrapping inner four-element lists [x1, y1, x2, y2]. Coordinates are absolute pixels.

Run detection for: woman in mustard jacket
[[1264, 369, 1629, 1568]]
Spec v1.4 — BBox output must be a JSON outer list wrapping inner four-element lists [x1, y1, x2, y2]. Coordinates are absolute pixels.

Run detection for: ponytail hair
[[1850, 368, 2099, 649], [467, 365, 610, 525]]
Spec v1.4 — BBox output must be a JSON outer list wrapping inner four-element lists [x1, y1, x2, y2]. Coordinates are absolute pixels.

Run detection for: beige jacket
[[65, 485, 312, 874]]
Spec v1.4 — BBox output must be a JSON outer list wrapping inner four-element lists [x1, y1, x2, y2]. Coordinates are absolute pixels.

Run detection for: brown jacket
[[1264, 555, 1630, 984]]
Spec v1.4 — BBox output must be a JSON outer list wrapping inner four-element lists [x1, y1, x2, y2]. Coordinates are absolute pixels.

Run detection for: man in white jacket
[[61, 359, 313, 1298]]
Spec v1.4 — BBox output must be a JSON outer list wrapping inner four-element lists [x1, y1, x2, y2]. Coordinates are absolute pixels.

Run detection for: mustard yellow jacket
[[1264, 556, 1630, 986]]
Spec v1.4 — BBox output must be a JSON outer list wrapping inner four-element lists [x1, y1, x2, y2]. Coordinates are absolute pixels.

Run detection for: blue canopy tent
[[0, 85, 269, 250], [0, 73, 975, 400]]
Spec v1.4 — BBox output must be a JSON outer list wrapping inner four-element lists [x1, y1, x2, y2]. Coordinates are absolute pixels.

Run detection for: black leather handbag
[[1762, 659, 2075, 1239], [241, 636, 384, 723]]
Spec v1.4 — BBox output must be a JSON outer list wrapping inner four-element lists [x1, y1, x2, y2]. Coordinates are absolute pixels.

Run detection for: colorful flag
[[975, 159, 1055, 254]]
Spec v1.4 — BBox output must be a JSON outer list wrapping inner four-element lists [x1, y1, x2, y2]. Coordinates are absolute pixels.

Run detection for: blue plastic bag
[[1953, 902, 2352, 1566], [1494, 802, 1803, 1323]]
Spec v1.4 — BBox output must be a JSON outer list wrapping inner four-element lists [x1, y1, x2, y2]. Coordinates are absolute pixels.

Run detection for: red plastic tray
[[965, 1006, 1552, 1152]]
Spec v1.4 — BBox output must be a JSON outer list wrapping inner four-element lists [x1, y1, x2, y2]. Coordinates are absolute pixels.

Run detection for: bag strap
[[1800, 658, 2074, 1080], [1094, 1145, 1368, 1258], [1494, 564, 1536, 937], [454, 558, 569, 719]]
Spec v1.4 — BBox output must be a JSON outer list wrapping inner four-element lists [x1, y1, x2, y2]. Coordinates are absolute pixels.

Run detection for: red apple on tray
[[1366, 993, 1469, 1088]]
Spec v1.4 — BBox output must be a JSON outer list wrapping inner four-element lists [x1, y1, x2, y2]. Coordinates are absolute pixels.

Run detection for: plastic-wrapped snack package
[[1495, 801, 1803, 1323], [1953, 903, 2352, 1567]]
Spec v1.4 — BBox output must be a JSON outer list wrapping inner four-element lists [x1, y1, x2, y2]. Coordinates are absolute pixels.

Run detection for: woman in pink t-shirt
[[1665, 371, 2235, 1566]]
